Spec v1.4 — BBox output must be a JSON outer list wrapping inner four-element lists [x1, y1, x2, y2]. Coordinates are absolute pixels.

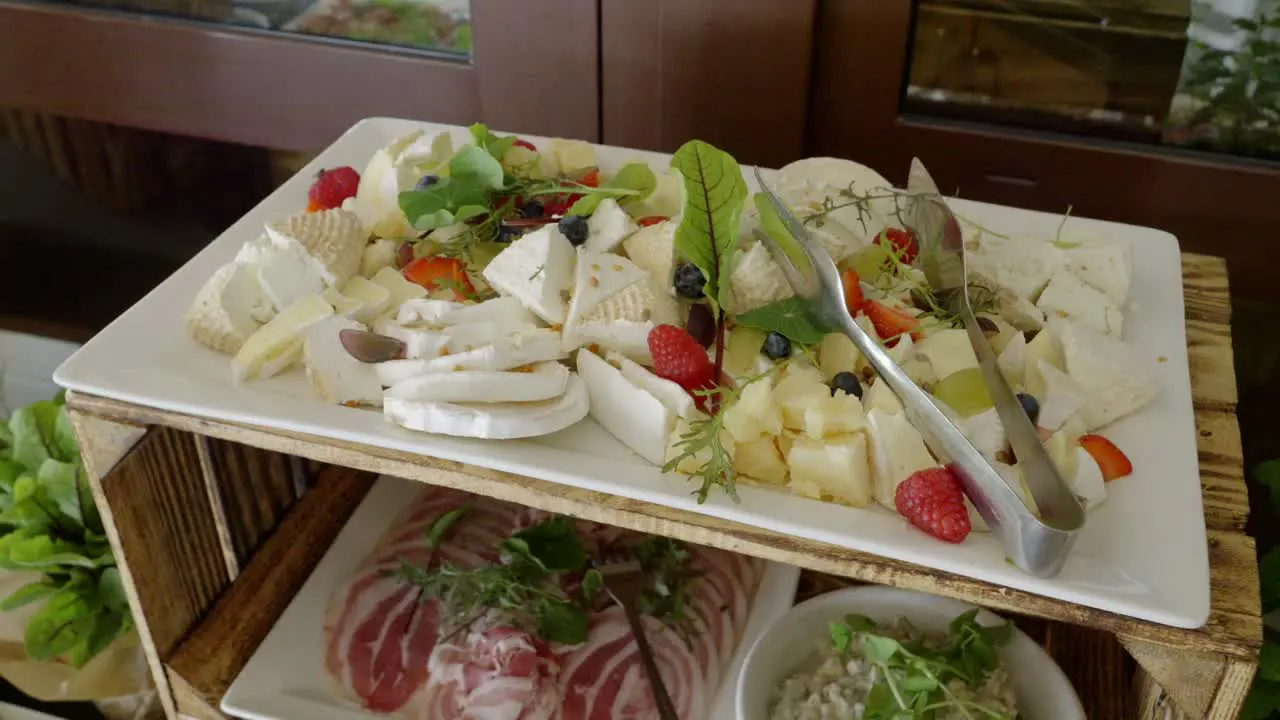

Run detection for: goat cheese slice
[[967, 235, 1065, 303], [418, 329, 565, 374], [585, 198, 638, 253], [1036, 269, 1124, 338], [1057, 320, 1157, 430], [482, 226, 576, 324], [385, 361, 569, 404], [576, 348, 671, 465], [237, 234, 330, 314], [384, 373, 589, 440], [1063, 238, 1132, 306], [186, 262, 270, 355], [397, 296, 533, 328], [266, 208, 364, 288], [302, 316, 382, 406]]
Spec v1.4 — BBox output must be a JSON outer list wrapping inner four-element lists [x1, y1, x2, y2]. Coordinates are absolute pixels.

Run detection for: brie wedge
[[576, 349, 670, 465], [232, 293, 333, 382], [482, 226, 576, 324], [384, 373, 589, 440], [563, 248, 647, 347], [302, 316, 382, 406], [385, 360, 569, 403]]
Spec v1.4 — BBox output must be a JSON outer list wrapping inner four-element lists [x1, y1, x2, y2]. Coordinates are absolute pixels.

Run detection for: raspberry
[[894, 467, 971, 543], [648, 325, 716, 400], [307, 166, 360, 212]]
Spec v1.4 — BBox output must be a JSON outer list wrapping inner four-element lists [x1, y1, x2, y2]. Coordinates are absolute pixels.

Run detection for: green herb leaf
[[8, 535, 96, 569], [580, 568, 604, 601], [861, 634, 901, 664], [469, 123, 518, 163], [509, 517, 587, 573], [567, 162, 657, 216], [67, 609, 127, 669], [426, 506, 472, 548], [453, 205, 490, 223], [0, 459, 22, 494], [0, 581, 57, 611], [734, 297, 832, 345], [844, 614, 879, 633], [830, 620, 854, 653], [399, 178, 491, 231], [53, 408, 79, 463], [535, 598, 589, 645], [98, 568, 128, 612], [37, 459, 82, 524], [450, 145, 507, 191], [8, 401, 60, 470], [670, 140, 748, 313], [25, 587, 97, 662]]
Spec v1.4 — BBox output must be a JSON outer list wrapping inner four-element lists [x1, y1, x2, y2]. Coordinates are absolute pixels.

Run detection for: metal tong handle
[[750, 167, 1079, 578], [619, 599, 680, 720]]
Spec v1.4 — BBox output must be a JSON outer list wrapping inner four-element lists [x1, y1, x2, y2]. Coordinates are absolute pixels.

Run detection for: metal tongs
[[751, 163, 1084, 578]]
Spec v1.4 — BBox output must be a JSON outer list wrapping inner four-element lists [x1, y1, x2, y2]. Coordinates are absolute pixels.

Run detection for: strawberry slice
[[1079, 434, 1133, 482], [576, 168, 601, 188], [863, 299, 921, 345], [513, 138, 538, 151], [403, 256, 475, 301], [841, 268, 865, 315], [637, 216, 669, 227], [875, 227, 919, 265]]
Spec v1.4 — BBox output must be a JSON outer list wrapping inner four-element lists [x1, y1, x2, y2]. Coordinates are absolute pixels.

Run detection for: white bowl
[[735, 586, 1085, 720]]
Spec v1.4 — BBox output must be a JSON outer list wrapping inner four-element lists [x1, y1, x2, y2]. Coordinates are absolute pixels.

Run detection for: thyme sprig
[[802, 185, 918, 234]]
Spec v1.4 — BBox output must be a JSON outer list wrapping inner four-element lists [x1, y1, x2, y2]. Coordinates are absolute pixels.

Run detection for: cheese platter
[[53, 118, 1208, 628]]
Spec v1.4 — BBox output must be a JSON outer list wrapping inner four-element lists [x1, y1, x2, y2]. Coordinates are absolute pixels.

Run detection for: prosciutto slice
[[323, 486, 765, 719]]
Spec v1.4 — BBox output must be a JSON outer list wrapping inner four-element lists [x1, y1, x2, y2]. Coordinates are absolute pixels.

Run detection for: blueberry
[[685, 304, 715, 348], [830, 371, 863, 398], [673, 262, 706, 299], [415, 174, 440, 190], [1016, 392, 1041, 424], [762, 331, 792, 360], [520, 200, 545, 218], [558, 215, 589, 246]]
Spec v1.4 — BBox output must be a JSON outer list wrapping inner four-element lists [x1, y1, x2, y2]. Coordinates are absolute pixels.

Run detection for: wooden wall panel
[[196, 438, 302, 564], [601, 0, 817, 168]]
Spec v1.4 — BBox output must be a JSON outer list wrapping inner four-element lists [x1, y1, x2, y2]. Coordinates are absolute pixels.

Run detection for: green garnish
[[670, 140, 748, 315], [828, 611, 1016, 719], [734, 297, 833, 346], [802, 183, 916, 234], [567, 162, 657, 217], [395, 514, 698, 644], [0, 394, 131, 668]]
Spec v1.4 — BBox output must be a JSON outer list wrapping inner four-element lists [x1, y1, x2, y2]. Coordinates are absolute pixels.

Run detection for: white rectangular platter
[[54, 117, 1209, 628], [220, 474, 803, 720]]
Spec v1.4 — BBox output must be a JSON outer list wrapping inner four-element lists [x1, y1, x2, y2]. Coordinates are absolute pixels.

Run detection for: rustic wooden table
[[64, 253, 1259, 720]]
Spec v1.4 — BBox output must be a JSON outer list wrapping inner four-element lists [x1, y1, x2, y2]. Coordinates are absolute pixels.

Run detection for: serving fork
[[595, 557, 681, 720], [750, 165, 1084, 578]]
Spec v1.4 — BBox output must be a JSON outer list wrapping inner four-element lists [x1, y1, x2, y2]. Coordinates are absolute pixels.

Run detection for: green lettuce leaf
[[449, 145, 506, 191], [0, 581, 57, 612], [469, 123, 518, 162], [37, 459, 82, 524], [8, 401, 60, 470], [25, 586, 98, 662], [567, 162, 657, 217], [669, 141, 748, 313]]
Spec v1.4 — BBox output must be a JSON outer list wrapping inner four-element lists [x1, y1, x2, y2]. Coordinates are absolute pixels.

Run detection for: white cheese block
[[1036, 269, 1124, 338], [369, 266, 428, 308], [563, 249, 647, 348], [395, 299, 464, 325], [914, 329, 979, 380], [962, 407, 1007, 462], [370, 320, 451, 361], [384, 373, 589, 440], [585, 198, 638, 253], [622, 220, 677, 296], [1036, 359, 1085, 433], [862, 377, 904, 415], [727, 239, 794, 315], [1067, 446, 1108, 510], [361, 238, 399, 279], [186, 262, 270, 355], [1057, 320, 1157, 430], [237, 233, 330, 314], [966, 235, 1065, 302], [610, 352, 694, 419], [385, 361, 569, 404], [1063, 238, 1132, 306], [396, 296, 532, 329], [787, 434, 873, 507], [334, 276, 392, 323], [266, 208, 364, 288], [548, 138, 597, 175], [866, 407, 938, 509], [232, 293, 334, 382], [571, 320, 654, 366], [576, 348, 671, 465], [418, 329, 566, 374], [482, 226, 576, 324], [302, 316, 382, 406]]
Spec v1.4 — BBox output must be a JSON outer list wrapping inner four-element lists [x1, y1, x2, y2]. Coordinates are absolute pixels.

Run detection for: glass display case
[[904, 0, 1280, 161]]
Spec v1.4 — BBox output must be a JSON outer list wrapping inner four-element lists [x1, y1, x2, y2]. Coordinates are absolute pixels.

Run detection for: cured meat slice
[[418, 624, 561, 720]]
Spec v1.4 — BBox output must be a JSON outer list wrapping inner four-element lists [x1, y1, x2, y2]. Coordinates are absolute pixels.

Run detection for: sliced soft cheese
[[915, 329, 979, 380], [369, 266, 428, 308], [186, 262, 270, 355], [585, 198, 638, 253], [727, 239, 794, 315], [385, 361, 569, 404], [482, 226, 576, 324], [232, 293, 333, 382], [331, 276, 392, 323], [420, 329, 566, 373], [237, 233, 330, 314], [384, 373, 589, 440], [572, 320, 654, 366], [622, 221, 677, 296], [563, 249, 647, 348], [576, 348, 670, 465], [1036, 359, 1085, 433], [397, 296, 534, 329], [966, 235, 1065, 302], [371, 319, 452, 360], [1057, 320, 1157, 430], [302, 316, 382, 406], [266, 208, 364, 288], [1036, 269, 1124, 338], [610, 352, 694, 419], [866, 407, 938, 509], [1063, 238, 1132, 306]]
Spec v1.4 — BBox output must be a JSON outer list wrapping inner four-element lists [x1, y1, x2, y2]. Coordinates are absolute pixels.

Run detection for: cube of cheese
[[622, 221, 677, 296], [786, 434, 873, 507], [774, 363, 829, 431], [732, 437, 789, 485], [915, 329, 979, 381], [723, 376, 783, 443], [803, 391, 868, 440], [866, 408, 938, 508], [302, 316, 383, 406]]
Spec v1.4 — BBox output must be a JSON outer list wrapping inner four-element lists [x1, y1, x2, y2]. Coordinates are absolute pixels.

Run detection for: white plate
[[53, 118, 1208, 628], [220, 474, 802, 720], [735, 586, 1085, 720]]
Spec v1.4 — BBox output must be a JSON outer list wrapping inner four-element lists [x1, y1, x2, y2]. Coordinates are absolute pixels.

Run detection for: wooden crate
[[63, 254, 1258, 719]]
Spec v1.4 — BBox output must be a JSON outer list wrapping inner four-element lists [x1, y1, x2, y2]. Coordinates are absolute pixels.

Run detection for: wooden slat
[[166, 466, 376, 710], [199, 438, 300, 563]]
